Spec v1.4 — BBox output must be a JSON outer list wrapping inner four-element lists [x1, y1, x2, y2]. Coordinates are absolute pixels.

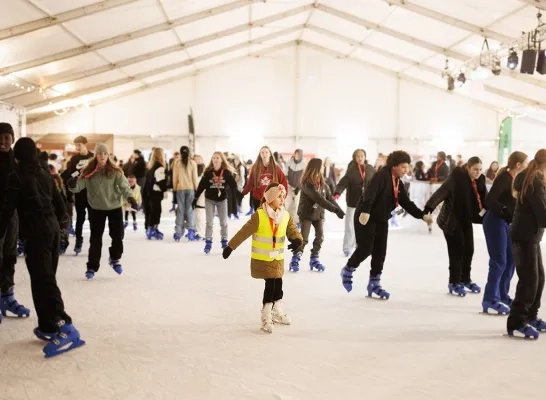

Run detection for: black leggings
[[263, 278, 283, 304], [124, 210, 137, 222]]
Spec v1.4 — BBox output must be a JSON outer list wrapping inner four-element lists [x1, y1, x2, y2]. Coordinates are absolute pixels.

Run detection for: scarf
[[83, 165, 103, 179], [264, 203, 285, 225]]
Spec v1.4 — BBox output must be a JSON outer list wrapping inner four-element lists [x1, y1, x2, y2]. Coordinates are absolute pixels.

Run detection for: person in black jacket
[[0, 137, 85, 357], [482, 151, 528, 314], [506, 150, 546, 339], [142, 148, 167, 240], [340, 151, 432, 298], [424, 157, 487, 297], [60, 135, 94, 254], [288, 158, 344, 272], [334, 149, 376, 257], [0, 123, 30, 323], [427, 151, 450, 182], [193, 151, 240, 253]]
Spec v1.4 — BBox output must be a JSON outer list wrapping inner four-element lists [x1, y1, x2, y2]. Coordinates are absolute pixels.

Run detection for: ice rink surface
[[1, 200, 545, 400]]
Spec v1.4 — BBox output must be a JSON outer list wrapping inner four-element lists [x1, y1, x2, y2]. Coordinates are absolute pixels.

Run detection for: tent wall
[[27, 45, 504, 163], [0, 103, 26, 139]]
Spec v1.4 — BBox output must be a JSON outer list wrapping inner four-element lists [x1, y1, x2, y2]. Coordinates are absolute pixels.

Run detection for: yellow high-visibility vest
[[251, 208, 289, 261]]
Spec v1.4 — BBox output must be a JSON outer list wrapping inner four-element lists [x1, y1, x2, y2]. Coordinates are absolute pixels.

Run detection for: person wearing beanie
[[0, 123, 30, 324], [0, 137, 85, 357], [67, 143, 138, 280], [221, 182, 302, 333], [60, 135, 94, 254]]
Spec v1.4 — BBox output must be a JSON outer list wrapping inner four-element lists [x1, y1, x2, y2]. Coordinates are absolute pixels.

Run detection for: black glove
[[67, 177, 77, 188], [423, 206, 433, 215], [222, 246, 233, 259], [287, 238, 302, 253], [335, 208, 345, 219], [500, 206, 512, 223], [191, 199, 197, 209], [128, 197, 138, 210], [236, 190, 244, 201], [294, 187, 300, 196]]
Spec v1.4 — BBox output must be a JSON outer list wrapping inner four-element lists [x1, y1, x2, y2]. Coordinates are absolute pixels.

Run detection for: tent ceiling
[[0, 0, 544, 123]]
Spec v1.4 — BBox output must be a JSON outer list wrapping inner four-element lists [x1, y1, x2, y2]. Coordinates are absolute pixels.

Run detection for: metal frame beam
[[316, 3, 546, 89], [307, 25, 546, 110], [26, 41, 294, 124], [26, 27, 300, 110], [0, 4, 311, 102], [0, 0, 138, 40], [382, 0, 513, 44], [0, 0, 256, 76]]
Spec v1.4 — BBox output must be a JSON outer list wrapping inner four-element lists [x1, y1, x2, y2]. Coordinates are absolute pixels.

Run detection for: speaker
[[537, 50, 546, 75], [520, 49, 537, 74]]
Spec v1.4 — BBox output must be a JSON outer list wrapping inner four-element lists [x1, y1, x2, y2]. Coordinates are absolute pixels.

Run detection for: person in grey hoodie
[[284, 149, 306, 226]]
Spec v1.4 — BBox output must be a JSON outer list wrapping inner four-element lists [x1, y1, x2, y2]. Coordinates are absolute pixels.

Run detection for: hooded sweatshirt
[[285, 149, 306, 189]]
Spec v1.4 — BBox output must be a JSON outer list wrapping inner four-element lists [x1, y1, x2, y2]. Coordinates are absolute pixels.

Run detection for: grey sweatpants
[[0, 213, 18, 292], [300, 218, 324, 256], [205, 199, 228, 239]]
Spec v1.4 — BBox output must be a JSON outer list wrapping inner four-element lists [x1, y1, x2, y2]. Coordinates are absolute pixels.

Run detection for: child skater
[[193, 152, 241, 253], [143, 148, 167, 239], [289, 158, 345, 272], [67, 143, 138, 280], [0, 137, 85, 358], [340, 151, 432, 299], [506, 149, 546, 339], [124, 175, 141, 231], [222, 183, 302, 333], [482, 151, 528, 314]]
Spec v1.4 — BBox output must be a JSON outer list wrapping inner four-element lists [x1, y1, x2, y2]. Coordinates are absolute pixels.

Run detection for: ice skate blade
[[479, 311, 508, 316], [43, 338, 86, 358], [503, 334, 538, 340], [447, 292, 466, 297], [366, 295, 390, 300], [260, 327, 273, 334]]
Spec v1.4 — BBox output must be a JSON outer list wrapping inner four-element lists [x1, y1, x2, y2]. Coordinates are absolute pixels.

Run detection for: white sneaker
[[272, 300, 291, 325], [261, 303, 274, 333]]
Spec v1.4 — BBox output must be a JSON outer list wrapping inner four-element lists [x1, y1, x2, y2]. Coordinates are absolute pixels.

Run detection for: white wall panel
[[512, 118, 546, 159]]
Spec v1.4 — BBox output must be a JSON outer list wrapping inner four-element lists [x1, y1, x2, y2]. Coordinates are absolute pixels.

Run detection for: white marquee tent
[[2, 0, 546, 160]]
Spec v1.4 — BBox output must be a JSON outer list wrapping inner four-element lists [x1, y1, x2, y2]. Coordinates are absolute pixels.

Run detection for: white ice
[[1, 197, 545, 400]]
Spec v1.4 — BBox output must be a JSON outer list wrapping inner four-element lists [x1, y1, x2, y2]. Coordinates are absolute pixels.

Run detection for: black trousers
[[348, 216, 389, 277], [124, 210, 137, 222], [227, 187, 238, 216], [144, 193, 162, 227], [0, 214, 18, 292], [263, 278, 283, 304], [300, 218, 324, 256], [25, 216, 71, 333], [507, 241, 545, 330], [443, 222, 474, 284], [74, 191, 91, 244], [87, 207, 124, 272], [251, 197, 261, 212]]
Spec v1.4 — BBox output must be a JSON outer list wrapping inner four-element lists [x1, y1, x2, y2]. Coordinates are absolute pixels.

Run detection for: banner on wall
[[498, 117, 512, 165]]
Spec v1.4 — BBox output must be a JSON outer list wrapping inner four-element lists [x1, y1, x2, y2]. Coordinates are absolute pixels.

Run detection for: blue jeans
[[175, 190, 195, 233], [482, 211, 515, 304]]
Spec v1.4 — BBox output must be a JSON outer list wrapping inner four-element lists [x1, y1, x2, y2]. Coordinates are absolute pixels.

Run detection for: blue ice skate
[[221, 237, 228, 249], [343, 250, 351, 257], [482, 300, 510, 315], [187, 229, 198, 241], [289, 252, 301, 272], [146, 227, 154, 240], [340, 265, 356, 293], [367, 275, 390, 299], [173, 232, 182, 242], [133, 222, 137, 231], [85, 270, 95, 280], [42, 320, 86, 358], [530, 318, 546, 332], [464, 282, 481, 293], [149, 227, 163, 240], [17, 240, 24, 256], [204, 238, 212, 254], [33, 327, 54, 342], [109, 258, 123, 275], [448, 283, 467, 297], [123, 221, 128, 229], [69, 225, 75, 236], [507, 324, 540, 339], [0, 287, 30, 318], [309, 255, 325, 272]]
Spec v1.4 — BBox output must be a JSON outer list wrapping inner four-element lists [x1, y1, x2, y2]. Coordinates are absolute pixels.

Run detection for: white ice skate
[[261, 303, 274, 333], [272, 300, 291, 325]]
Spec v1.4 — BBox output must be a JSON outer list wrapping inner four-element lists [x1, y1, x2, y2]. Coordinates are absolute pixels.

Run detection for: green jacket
[[70, 170, 133, 211]]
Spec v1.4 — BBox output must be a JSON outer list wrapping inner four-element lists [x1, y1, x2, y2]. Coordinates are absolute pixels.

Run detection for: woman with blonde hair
[[242, 146, 287, 212], [143, 147, 168, 240], [193, 152, 240, 253], [68, 143, 137, 280]]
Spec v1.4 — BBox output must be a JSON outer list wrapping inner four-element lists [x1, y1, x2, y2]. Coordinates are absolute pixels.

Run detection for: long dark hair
[[180, 145, 190, 167], [518, 149, 546, 203], [300, 158, 325, 188]]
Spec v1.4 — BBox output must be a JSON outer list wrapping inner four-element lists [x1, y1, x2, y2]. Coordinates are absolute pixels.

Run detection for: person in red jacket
[[242, 146, 287, 212]]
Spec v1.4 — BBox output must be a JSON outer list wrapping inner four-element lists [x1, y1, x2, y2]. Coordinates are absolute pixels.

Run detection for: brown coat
[[228, 208, 303, 279]]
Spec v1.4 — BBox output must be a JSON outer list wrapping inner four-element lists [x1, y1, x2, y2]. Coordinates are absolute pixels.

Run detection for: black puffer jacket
[[510, 169, 546, 243], [297, 181, 341, 221], [335, 162, 375, 208], [425, 167, 487, 234], [484, 169, 515, 222]]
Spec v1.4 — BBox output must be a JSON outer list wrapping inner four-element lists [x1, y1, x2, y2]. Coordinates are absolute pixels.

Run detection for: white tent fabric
[[0, 0, 545, 124]]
